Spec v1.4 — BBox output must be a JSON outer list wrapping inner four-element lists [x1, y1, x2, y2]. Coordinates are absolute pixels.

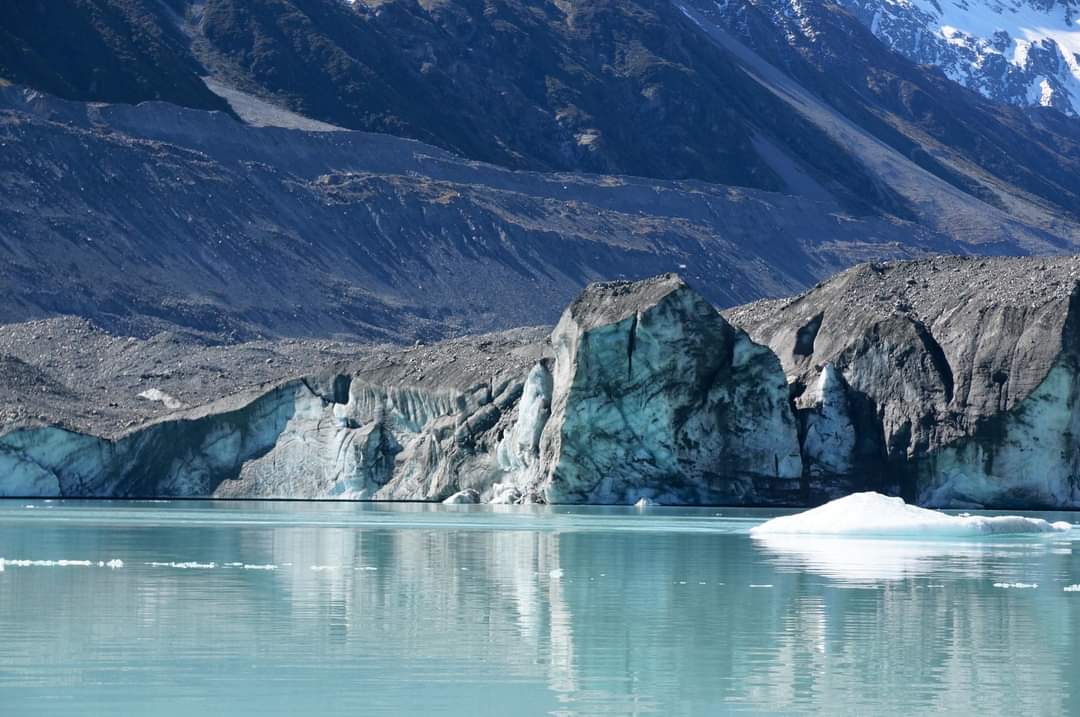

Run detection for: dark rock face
[[728, 256, 1080, 507], [0, 0, 230, 113]]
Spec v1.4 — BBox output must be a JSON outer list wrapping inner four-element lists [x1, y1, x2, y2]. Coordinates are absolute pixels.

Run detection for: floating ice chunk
[[242, 564, 278, 570], [0, 559, 4, 572], [310, 565, 338, 571], [106, 559, 123, 569], [443, 489, 480, 505], [749, 584, 774, 588], [549, 569, 564, 579], [1064, 585, 1080, 592], [0, 559, 93, 568], [148, 561, 215, 569], [993, 582, 1038, 589], [634, 497, 657, 509], [751, 492, 1071, 538]]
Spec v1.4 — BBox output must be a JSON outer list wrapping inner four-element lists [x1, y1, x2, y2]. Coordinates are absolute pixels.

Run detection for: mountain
[[821, 0, 1080, 116], [681, 0, 1080, 242], [2, 0, 910, 213], [3, 0, 1080, 339]]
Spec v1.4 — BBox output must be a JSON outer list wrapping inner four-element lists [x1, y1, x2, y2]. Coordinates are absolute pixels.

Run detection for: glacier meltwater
[[4, 498, 1080, 716]]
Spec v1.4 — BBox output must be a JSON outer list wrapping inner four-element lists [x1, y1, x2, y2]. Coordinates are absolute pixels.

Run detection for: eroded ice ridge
[[751, 492, 1071, 537]]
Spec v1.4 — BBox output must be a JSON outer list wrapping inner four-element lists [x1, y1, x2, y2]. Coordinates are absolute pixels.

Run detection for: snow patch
[[751, 492, 1071, 537]]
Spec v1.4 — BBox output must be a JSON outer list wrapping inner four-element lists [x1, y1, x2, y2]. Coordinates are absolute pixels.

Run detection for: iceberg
[[750, 492, 1071, 537]]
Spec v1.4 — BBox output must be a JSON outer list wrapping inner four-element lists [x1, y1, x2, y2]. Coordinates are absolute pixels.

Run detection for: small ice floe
[[310, 565, 338, 572], [749, 584, 774, 589], [0, 559, 93, 568], [137, 388, 186, 411], [148, 561, 215, 569], [549, 569, 565, 579], [751, 492, 1071, 538], [106, 559, 124, 569], [993, 582, 1038, 589], [634, 497, 658, 509], [1064, 585, 1080, 592], [242, 564, 278, 571]]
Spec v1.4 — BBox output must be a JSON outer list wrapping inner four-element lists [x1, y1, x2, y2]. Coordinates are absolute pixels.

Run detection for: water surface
[[1, 500, 1079, 715]]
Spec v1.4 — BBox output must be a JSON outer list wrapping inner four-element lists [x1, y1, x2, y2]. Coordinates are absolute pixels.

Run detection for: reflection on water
[[752, 533, 1069, 583], [0, 501, 1078, 715]]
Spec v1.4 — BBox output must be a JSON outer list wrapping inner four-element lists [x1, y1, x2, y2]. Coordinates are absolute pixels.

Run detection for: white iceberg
[[750, 492, 1071, 538]]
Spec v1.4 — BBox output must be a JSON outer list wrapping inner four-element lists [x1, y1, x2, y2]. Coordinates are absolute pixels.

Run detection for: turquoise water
[[1, 501, 1080, 716]]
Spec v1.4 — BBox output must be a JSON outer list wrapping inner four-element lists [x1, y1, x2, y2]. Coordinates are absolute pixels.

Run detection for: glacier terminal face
[[5, 259, 1080, 508], [729, 255, 1080, 508]]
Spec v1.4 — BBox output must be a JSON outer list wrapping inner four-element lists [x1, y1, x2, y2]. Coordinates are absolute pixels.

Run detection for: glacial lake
[[2, 501, 1080, 716]]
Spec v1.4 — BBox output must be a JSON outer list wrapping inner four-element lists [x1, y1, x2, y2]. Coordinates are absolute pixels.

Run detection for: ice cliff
[[5, 258, 1080, 507], [728, 255, 1080, 508]]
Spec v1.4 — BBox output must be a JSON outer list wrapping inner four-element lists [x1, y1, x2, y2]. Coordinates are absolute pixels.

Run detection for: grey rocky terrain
[[0, 84, 961, 343], [4, 256, 1080, 508]]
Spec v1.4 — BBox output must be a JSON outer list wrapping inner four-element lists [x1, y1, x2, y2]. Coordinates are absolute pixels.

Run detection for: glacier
[[5, 261, 1080, 508]]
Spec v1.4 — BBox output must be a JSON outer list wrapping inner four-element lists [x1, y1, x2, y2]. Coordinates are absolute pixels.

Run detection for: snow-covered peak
[[840, 0, 1080, 113]]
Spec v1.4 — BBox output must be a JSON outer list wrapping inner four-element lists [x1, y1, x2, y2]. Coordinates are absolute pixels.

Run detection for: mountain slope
[[680, 0, 1080, 243], [4, 0, 1080, 340], [0, 85, 955, 341], [0, 0, 230, 113]]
